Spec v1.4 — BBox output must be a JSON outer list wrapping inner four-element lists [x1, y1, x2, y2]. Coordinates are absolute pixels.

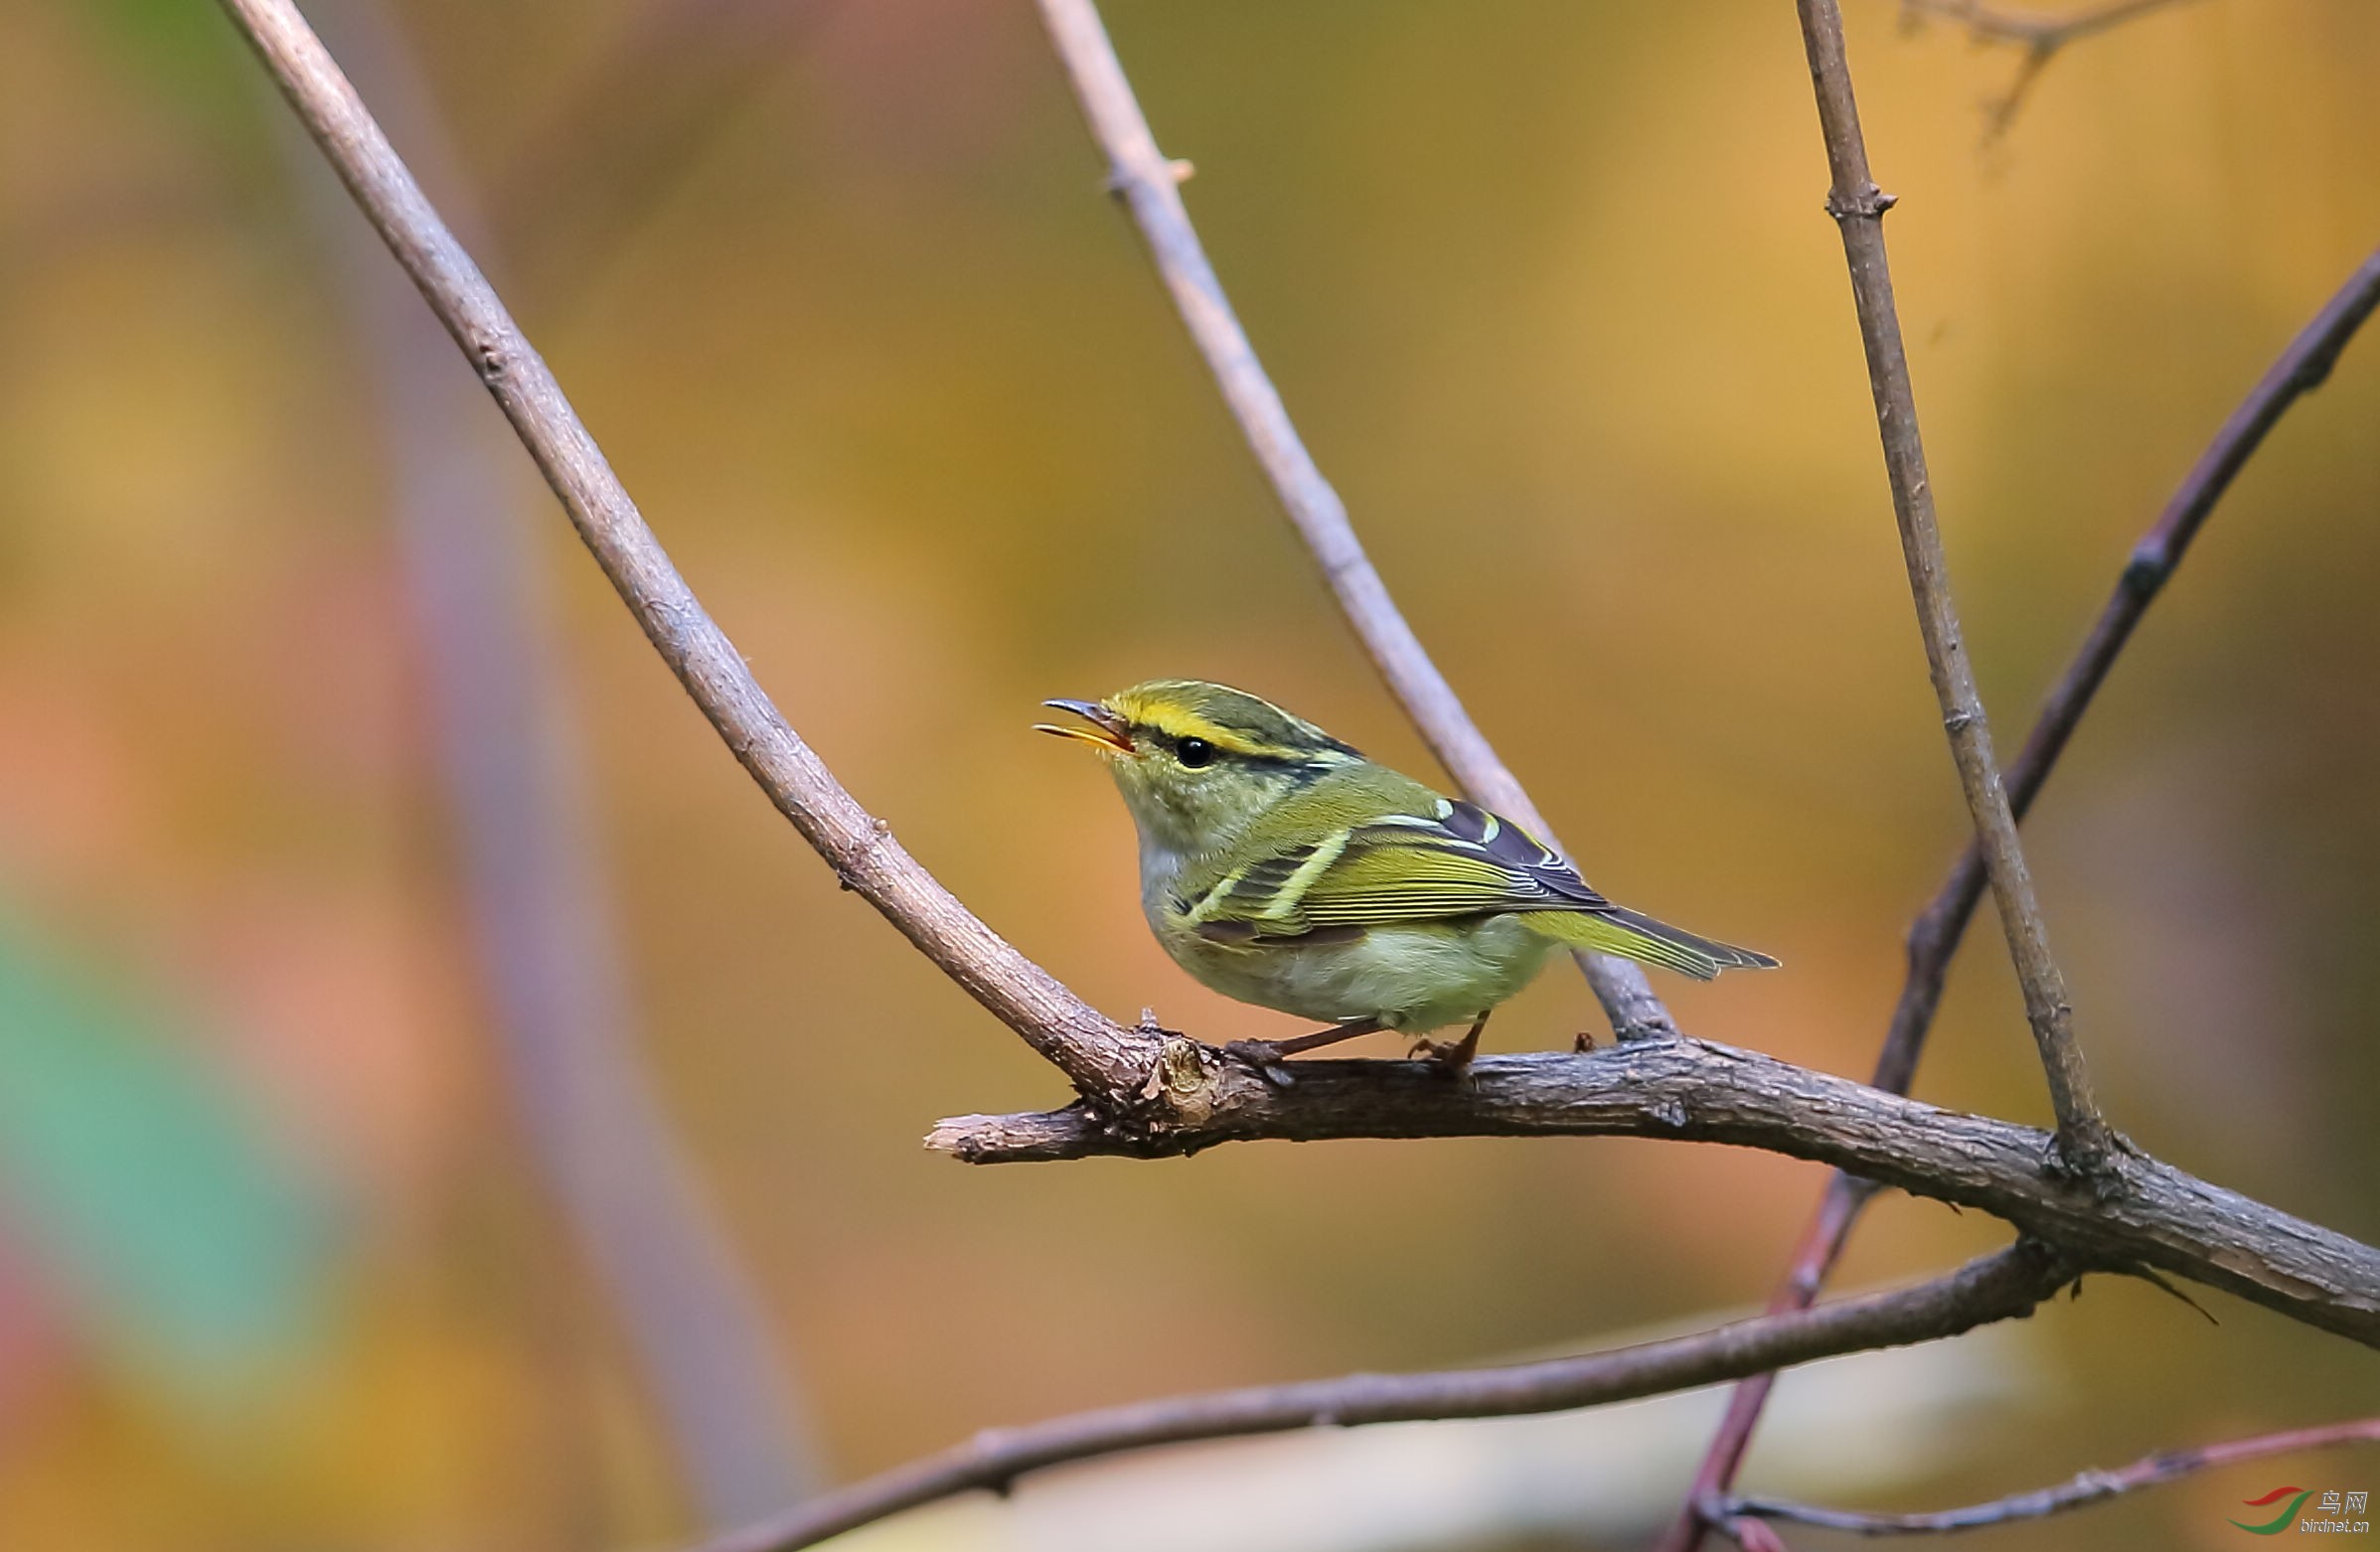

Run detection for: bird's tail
[[1517, 907, 1779, 983]]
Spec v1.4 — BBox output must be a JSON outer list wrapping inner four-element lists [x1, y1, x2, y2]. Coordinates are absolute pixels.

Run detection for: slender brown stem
[[1796, 0, 2113, 1173], [211, 0, 1162, 1102], [683, 1243, 2070, 1552], [1724, 1415, 2380, 1535], [1030, 0, 1675, 1038], [1663, 242, 2380, 1552]]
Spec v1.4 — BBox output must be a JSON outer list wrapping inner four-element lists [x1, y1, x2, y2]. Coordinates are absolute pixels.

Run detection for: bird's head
[[1035, 680, 1363, 855]]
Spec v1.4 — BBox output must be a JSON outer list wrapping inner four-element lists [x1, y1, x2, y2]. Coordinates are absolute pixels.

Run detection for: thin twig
[[1796, 0, 2115, 1174], [1724, 1415, 2380, 1535], [211, 0, 1163, 1104], [1665, 242, 2380, 1552], [1899, 0, 2205, 141], [930, 1038, 2380, 1348], [1031, 0, 1676, 1039], [683, 1243, 2072, 1552]]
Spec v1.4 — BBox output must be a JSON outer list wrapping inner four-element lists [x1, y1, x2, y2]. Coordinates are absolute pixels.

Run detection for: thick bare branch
[[1031, 0, 1675, 1038], [930, 1037, 2380, 1348], [212, 0, 1161, 1101], [1725, 1415, 2380, 1535], [1666, 242, 2380, 1552], [687, 1243, 2072, 1552], [1796, 0, 2114, 1172]]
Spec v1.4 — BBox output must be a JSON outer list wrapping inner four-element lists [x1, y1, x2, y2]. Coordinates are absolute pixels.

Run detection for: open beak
[[1033, 698, 1134, 754]]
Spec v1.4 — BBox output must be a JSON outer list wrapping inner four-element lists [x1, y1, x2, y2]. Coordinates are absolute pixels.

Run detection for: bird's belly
[[1163, 916, 1558, 1033]]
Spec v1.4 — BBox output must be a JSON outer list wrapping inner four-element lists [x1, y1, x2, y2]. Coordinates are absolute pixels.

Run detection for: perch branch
[[687, 1242, 2072, 1552], [1722, 1414, 2380, 1535], [930, 1037, 2380, 1348], [1796, 0, 2114, 1173], [1031, 0, 1675, 1038], [1666, 242, 2380, 1552], [211, 0, 1162, 1103]]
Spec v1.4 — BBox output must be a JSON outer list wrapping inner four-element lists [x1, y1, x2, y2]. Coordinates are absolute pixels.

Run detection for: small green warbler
[[1037, 680, 1775, 1070]]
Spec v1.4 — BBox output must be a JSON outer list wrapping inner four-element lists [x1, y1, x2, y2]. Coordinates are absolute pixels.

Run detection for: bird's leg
[[1223, 1017, 1383, 1084], [1410, 1011, 1490, 1073]]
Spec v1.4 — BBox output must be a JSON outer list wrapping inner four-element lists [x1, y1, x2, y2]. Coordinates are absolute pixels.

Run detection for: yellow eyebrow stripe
[[1113, 699, 1305, 760]]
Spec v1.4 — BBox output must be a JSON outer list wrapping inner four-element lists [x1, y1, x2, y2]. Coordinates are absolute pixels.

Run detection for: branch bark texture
[[1795, 0, 2112, 1171], [691, 1242, 2071, 1552], [1031, 0, 1675, 1038], [931, 1037, 2380, 1347]]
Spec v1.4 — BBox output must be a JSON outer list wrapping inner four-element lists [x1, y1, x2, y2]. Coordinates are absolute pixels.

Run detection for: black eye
[[1176, 737, 1214, 769]]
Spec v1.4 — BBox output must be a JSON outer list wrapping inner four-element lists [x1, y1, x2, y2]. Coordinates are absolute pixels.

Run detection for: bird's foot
[[1220, 1039, 1298, 1087], [1409, 1013, 1487, 1077]]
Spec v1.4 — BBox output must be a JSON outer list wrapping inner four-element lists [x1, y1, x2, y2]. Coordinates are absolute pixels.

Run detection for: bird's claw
[[1406, 1035, 1478, 1079]]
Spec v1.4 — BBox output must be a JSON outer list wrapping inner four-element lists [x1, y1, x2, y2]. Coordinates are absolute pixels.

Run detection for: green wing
[[1185, 799, 1607, 938], [1182, 797, 1777, 980]]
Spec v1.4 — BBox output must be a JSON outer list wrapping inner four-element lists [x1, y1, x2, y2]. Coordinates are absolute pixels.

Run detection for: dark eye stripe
[[1132, 724, 1318, 773]]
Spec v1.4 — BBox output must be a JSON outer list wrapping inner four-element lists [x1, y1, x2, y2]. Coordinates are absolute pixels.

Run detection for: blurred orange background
[[1, 0, 2376, 1547]]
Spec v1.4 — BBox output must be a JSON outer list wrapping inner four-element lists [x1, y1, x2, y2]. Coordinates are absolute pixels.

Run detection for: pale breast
[[1153, 912, 1559, 1034]]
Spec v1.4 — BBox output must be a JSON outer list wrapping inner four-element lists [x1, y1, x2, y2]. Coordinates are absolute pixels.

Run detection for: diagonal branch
[[1664, 242, 2380, 1552], [211, 0, 1162, 1105], [1723, 1414, 2380, 1535], [1030, 0, 1677, 1039], [929, 1037, 2380, 1348], [1795, 0, 2115, 1174], [687, 1242, 2074, 1552]]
